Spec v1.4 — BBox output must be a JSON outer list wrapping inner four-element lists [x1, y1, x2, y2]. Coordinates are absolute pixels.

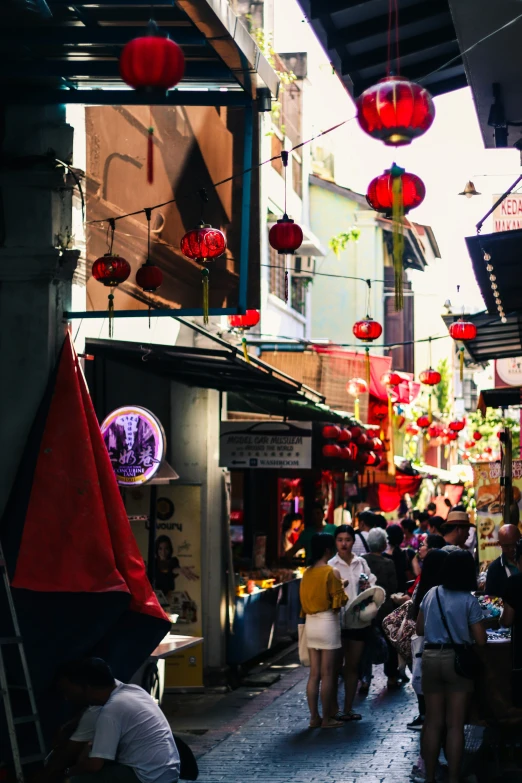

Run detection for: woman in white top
[[328, 524, 376, 721]]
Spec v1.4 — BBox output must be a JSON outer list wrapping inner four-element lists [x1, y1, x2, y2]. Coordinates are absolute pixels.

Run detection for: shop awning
[[227, 392, 357, 425], [466, 229, 522, 315], [86, 337, 326, 404], [296, 0, 465, 97], [442, 311, 522, 363], [478, 386, 522, 414], [1, 0, 279, 106]]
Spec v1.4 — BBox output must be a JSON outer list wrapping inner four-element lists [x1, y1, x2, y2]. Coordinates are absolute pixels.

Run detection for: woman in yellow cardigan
[[300, 533, 348, 728]]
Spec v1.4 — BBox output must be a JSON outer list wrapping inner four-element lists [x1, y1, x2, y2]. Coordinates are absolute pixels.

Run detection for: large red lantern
[[366, 167, 425, 215], [353, 318, 383, 342], [419, 368, 441, 386], [119, 22, 185, 91], [268, 215, 303, 255], [92, 253, 131, 337], [417, 415, 430, 429], [448, 419, 465, 432], [228, 310, 260, 329], [356, 76, 435, 147], [180, 223, 226, 323]]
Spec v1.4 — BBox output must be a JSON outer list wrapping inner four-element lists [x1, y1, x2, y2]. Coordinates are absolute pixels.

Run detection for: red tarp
[[312, 346, 392, 400]]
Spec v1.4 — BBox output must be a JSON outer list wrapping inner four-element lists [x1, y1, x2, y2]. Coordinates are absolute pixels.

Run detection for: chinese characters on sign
[[101, 406, 165, 485], [219, 421, 312, 469]]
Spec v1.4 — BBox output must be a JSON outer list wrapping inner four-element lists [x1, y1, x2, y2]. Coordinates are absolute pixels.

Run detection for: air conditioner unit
[[291, 256, 315, 278]]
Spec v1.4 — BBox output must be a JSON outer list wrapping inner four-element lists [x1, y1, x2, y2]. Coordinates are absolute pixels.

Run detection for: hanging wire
[[145, 207, 152, 259], [106, 218, 115, 254], [365, 278, 372, 316]]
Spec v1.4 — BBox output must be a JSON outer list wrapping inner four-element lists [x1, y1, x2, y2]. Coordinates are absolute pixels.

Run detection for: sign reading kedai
[[492, 193, 522, 232], [219, 421, 312, 469]]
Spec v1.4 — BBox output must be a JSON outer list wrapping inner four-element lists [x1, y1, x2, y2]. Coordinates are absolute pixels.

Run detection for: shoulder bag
[[435, 588, 480, 680], [356, 530, 370, 553], [382, 600, 415, 664]]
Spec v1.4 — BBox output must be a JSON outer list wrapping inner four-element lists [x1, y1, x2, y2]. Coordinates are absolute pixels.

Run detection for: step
[[0, 637, 22, 645], [13, 715, 39, 726], [20, 754, 46, 765]]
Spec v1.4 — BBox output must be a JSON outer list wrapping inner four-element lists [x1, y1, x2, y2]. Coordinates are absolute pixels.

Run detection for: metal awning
[[295, 0, 466, 97], [228, 392, 357, 424], [86, 337, 326, 403], [466, 228, 522, 316], [478, 386, 522, 414], [442, 311, 522, 363], [1, 0, 279, 106]]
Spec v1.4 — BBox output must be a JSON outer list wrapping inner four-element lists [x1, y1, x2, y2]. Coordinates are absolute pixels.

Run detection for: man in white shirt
[[352, 511, 378, 557], [54, 659, 180, 783]]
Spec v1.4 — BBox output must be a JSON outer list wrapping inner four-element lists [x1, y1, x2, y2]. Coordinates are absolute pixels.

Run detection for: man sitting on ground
[[54, 658, 180, 783]]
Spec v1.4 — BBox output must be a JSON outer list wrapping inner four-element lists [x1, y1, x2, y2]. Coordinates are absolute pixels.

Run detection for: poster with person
[[474, 460, 522, 562]]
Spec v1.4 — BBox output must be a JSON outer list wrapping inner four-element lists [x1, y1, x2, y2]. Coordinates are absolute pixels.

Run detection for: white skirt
[[305, 610, 341, 650]]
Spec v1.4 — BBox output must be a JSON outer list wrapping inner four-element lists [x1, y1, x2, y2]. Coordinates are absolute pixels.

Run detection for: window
[[291, 276, 307, 316], [269, 245, 286, 300]]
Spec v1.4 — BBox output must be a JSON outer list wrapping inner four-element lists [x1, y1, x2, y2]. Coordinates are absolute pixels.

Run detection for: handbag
[[382, 600, 416, 664], [435, 588, 480, 680], [298, 621, 310, 667]]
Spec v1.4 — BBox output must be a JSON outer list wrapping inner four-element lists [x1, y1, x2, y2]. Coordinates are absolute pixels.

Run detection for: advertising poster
[[101, 406, 165, 486], [219, 420, 312, 469], [474, 460, 522, 562], [125, 484, 203, 689]]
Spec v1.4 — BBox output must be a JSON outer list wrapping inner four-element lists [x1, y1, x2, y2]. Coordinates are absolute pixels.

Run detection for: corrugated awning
[[442, 311, 522, 363]]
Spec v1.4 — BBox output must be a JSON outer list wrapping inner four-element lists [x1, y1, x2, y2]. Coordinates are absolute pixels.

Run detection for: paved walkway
[[177, 661, 421, 783]]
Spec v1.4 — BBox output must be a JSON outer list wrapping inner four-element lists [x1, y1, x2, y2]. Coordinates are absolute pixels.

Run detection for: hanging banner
[[101, 406, 165, 485], [474, 460, 522, 562], [125, 484, 203, 688]]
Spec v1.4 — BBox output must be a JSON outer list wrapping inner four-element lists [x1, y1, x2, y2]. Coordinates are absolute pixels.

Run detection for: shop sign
[[101, 406, 165, 486], [219, 421, 312, 469], [474, 459, 522, 562], [492, 193, 522, 232], [495, 357, 522, 387]]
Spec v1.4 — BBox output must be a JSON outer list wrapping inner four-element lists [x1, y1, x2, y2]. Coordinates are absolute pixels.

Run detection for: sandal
[[309, 717, 322, 728], [321, 718, 344, 729], [333, 710, 362, 721]]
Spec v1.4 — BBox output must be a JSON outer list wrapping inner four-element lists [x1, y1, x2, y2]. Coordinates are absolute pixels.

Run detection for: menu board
[[474, 460, 522, 562]]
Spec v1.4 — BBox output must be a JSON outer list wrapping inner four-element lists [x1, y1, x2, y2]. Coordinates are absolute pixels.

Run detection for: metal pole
[[476, 174, 522, 233], [147, 485, 158, 586], [238, 106, 254, 314]]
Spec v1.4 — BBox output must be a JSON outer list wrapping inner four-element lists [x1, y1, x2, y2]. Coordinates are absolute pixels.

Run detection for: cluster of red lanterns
[[321, 424, 384, 467]]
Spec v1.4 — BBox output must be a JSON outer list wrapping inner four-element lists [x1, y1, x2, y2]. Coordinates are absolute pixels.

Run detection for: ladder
[[0, 545, 46, 783]]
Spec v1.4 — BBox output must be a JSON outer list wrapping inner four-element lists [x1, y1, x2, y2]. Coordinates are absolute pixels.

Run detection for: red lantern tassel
[[108, 292, 114, 338], [242, 336, 250, 363], [391, 164, 405, 312], [388, 391, 395, 476], [428, 392, 432, 423], [147, 126, 154, 185], [202, 267, 209, 325], [459, 347, 464, 382], [354, 397, 360, 421], [284, 269, 289, 303], [365, 346, 370, 386]]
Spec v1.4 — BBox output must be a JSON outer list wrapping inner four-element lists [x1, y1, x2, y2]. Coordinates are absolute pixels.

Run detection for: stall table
[[131, 634, 203, 703]]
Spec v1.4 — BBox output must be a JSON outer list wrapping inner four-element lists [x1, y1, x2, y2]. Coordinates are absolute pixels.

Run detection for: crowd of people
[[298, 503, 505, 783]]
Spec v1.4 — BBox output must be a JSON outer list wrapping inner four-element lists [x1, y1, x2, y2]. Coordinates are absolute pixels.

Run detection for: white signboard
[[492, 193, 522, 232], [496, 357, 522, 386], [219, 421, 312, 469]]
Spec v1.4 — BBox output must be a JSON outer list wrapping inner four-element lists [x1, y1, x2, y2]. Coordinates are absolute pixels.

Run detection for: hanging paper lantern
[[119, 22, 185, 91], [323, 444, 342, 459], [406, 423, 419, 436], [371, 437, 384, 452], [338, 429, 352, 444], [180, 223, 226, 324], [356, 76, 435, 147], [419, 368, 441, 386], [484, 446, 493, 455], [268, 215, 303, 255], [322, 425, 341, 440], [92, 253, 131, 337], [381, 371, 402, 387], [427, 424, 442, 438], [449, 319, 477, 341], [366, 167, 425, 215], [347, 378, 368, 397], [228, 310, 260, 329], [356, 433, 369, 447], [448, 419, 465, 432], [473, 431, 483, 442], [353, 318, 382, 341], [350, 426, 363, 440], [417, 415, 430, 429], [446, 431, 458, 442], [136, 260, 163, 292], [366, 451, 379, 467], [464, 440, 474, 449], [340, 446, 353, 460]]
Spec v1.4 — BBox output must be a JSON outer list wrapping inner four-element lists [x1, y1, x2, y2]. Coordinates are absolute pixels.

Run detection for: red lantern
[[464, 440, 474, 449], [446, 431, 458, 442], [228, 310, 260, 329], [419, 368, 441, 386], [136, 261, 163, 292], [356, 76, 435, 147], [484, 446, 493, 454], [338, 429, 352, 444], [427, 424, 442, 439], [352, 318, 383, 342], [449, 319, 477, 341], [92, 253, 131, 337], [350, 426, 363, 440], [356, 433, 369, 447], [406, 423, 419, 436], [340, 446, 353, 460], [417, 415, 430, 429], [347, 378, 368, 397], [448, 419, 465, 432], [268, 215, 303, 255], [366, 451, 379, 467], [180, 223, 226, 324], [323, 444, 342, 459], [473, 431, 483, 442], [366, 167, 425, 215], [371, 437, 384, 451], [322, 425, 340, 440], [119, 22, 185, 91], [381, 371, 402, 387]]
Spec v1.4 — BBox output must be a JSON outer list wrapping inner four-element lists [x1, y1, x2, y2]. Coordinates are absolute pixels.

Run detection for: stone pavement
[[167, 655, 422, 783]]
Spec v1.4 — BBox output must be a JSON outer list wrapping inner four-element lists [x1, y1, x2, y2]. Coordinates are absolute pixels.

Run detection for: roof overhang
[[1, 0, 279, 107], [465, 228, 522, 315], [442, 311, 522, 363], [295, 0, 466, 98], [478, 386, 522, 414]]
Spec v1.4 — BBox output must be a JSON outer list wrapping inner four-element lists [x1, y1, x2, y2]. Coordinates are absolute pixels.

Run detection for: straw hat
[[441, 508, 475, 529], [343, 586, 386, 629]]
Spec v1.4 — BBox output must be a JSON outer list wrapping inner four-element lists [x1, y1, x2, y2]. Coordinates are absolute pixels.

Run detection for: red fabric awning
[[313, 346, 392, 399]]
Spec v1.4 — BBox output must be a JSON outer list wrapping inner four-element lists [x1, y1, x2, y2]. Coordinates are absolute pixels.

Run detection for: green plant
[[433, 358, 450, 416], [328, 228, 361, 258]]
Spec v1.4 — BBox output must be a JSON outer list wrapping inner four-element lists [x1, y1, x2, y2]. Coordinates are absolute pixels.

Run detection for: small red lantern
[[381, 371, 402, 387], [92, 253, 131, 337], [366, 166, 425, 215], [268, 215, 303, 255], [119, 22, 185, 91], [464, 440, 474, 449], [347, 378, 368, 397], [356, 433, 369, 447], [473, 431, 483, 442], [322, 425, 341, 441], [417, 415, 430, 429], [484, 446, 493, 454], [340, 446, 353, 460], [338, 429, 352, 444], [419, 368, 441, 386], [406, 423, 419, 436], [427, 424, 442, 439], [353, 318, 383, 342], [446, 431, 458, 442], [228, 310, 260, 329], [323, 444, 342, 459], [448, 419, 465, 432], [449, 319, 477, 341], [350, 426, 363, 440], [366, 451, 379, 466], [180, 223, 226, 323], [356, 76, 435, 147], [371, 437, 384, 451], [136, 261, 163, 292]]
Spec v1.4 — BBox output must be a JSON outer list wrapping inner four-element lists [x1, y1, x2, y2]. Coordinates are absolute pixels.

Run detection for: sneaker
[[407, 714, 425, 731]]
